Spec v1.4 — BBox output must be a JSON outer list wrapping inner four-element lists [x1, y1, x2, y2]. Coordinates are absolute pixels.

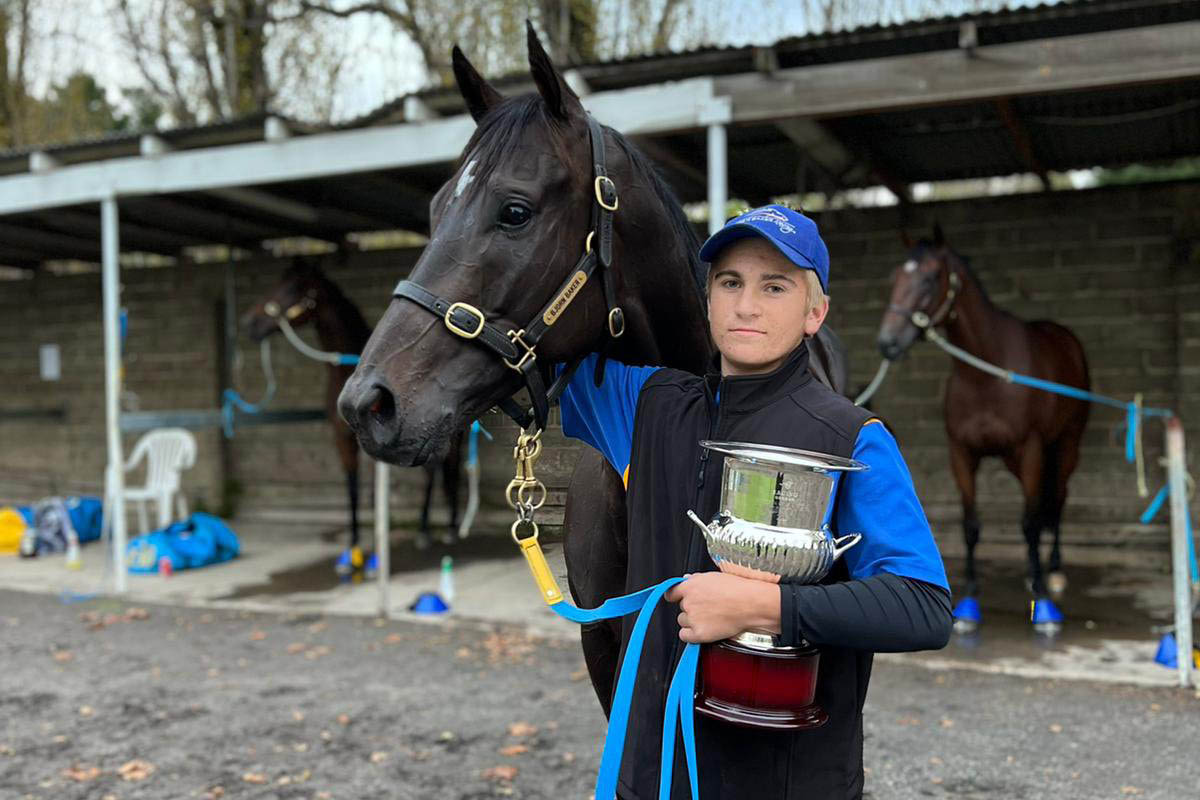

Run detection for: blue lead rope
[[549, 575, 701, 800]]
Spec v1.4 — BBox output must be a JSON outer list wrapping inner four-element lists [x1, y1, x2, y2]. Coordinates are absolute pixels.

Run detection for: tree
[[0, 0, 32, 147]]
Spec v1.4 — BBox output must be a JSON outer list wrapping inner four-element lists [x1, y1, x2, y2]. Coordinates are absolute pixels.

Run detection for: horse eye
[[498, 203, 532, 229]]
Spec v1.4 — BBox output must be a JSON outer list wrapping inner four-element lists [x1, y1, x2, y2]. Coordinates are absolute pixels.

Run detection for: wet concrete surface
[[217, 533, 534, 600]]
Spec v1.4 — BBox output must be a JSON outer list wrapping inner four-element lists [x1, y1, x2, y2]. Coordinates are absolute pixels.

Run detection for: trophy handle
[[831, 533, 862, 560], [686, 509, 711, 536]]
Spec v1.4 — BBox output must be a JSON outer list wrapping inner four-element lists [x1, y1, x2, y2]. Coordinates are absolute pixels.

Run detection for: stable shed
[[0, 0, 1197, 609]]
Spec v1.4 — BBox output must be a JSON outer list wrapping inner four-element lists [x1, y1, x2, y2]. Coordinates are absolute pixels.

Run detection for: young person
[[559, 205, 952, 799]]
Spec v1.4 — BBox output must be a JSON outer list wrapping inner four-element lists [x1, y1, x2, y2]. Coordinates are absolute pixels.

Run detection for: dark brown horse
[[241, 258, 464, 573], [876, 226, 1090, 623], [337, 25, 850, 711]]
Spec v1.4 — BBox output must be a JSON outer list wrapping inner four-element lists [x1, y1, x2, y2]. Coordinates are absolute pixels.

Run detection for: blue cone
[[409, 591, 449, 614], [953, 596, 982, 623], [364, 552, 379, 580], [1154, 633, 1179, 669], [1031, 598, 1063, 626]]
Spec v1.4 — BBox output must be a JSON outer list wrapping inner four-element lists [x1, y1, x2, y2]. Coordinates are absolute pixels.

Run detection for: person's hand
[[664, 572, 781, 644]]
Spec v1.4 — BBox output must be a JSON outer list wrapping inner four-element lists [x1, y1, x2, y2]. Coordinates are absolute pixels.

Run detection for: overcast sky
[[30, 0, 1055, 124]]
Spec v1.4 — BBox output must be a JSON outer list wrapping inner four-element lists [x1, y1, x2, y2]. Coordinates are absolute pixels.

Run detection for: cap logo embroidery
[[742, 207, 796, 235]]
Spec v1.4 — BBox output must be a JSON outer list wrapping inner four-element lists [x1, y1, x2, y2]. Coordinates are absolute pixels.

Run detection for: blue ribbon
[[548, 575, 700, 800], [1140, 483, 1200, 585]]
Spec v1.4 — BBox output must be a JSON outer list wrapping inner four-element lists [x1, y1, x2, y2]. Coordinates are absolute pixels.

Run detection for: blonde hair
[[802, 269, 829, 316]]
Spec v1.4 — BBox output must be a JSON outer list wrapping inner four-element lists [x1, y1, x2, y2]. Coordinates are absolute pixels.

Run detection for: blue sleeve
[[833, 421, 949, 591], [557, 354, 661, 482]]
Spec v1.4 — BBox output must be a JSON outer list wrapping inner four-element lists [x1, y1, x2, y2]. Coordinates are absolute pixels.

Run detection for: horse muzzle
[[338, 371, 400, 458]]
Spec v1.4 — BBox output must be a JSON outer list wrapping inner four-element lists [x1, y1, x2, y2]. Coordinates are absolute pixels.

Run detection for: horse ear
[[932, 222, 946, 248], [452, 45, 502, 123], [526, 19, 582, 121]]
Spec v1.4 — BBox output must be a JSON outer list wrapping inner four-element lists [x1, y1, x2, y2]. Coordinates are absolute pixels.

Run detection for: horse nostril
[[369, 385, 396, 424]]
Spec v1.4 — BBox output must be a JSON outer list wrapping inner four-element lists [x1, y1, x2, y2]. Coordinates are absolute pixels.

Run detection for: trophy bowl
[[688, 441, 867, 731]]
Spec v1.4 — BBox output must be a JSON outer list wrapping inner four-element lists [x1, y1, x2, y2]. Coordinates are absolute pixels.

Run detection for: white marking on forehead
[[452, 159, 477, 201], [903, 259, 918, 273]]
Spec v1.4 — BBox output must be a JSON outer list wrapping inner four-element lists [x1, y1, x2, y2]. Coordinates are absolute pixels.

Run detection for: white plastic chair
[[107, 428, 197, 534]]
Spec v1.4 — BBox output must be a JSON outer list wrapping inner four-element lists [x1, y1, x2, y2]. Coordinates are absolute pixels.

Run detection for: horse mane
[[609, 133, 707, 301], [461, 94, 706, 303]]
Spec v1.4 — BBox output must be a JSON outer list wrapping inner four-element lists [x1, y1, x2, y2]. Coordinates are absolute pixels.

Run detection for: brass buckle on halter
[[608, 307, 625, 338], [503, 329, 536, 372], [444, 302, 486, 340], [594, 176, 618, 211]]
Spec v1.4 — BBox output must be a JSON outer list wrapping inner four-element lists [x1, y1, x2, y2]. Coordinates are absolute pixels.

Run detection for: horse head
[[339, 23, 656, 466], [242, 255, 330, 342], [877, 223, 959, 361]]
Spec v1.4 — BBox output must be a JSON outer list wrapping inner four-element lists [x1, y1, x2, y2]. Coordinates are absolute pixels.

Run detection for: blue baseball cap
[[699, 205, 829, 292]]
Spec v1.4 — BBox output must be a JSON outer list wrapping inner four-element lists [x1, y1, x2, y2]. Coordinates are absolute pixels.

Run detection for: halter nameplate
[[543, 271, 588, 326]]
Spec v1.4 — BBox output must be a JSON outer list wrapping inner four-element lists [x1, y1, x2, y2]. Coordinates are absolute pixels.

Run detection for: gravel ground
[[1, 589, 1197, 800]]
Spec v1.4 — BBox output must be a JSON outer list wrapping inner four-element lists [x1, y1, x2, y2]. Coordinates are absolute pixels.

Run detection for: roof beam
[[0, 78, 718, 217], [994, 97, 1050, 190], [0, 221, 101, 260], [776, 117, 910, 203], [718, 21, 1200, 122]]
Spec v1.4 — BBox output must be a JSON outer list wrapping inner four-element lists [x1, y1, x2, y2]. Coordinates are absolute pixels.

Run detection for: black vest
[[618, 343, 874, 800]]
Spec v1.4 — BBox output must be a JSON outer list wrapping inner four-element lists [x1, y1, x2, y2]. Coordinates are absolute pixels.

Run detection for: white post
[[101, 196, 128, 594], [1165, 417, 1193, 688], [374, 461, 390, 617], [707, 122, 728, 236]]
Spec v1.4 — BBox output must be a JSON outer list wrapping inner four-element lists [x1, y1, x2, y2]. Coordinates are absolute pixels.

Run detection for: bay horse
[[337, 24, 850, 712], [241, 258, 465, 574], [876, 225, 1090, 626]]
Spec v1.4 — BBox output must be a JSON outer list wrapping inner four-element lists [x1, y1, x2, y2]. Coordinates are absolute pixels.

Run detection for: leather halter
[[888, 261, 961, 333], [390, 114, 623, 432]]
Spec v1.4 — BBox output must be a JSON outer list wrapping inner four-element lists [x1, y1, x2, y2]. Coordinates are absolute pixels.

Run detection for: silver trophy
[[686, 440, 867, 730]]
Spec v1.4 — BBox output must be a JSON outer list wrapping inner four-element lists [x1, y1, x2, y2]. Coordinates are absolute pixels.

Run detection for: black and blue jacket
[[560, 342, 952, 800]]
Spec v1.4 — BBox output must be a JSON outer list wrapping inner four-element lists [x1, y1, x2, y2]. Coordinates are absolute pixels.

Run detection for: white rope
[[275, 313, 344, 365], [923, 327, 1015, 382], [853, 359, 891, 406]]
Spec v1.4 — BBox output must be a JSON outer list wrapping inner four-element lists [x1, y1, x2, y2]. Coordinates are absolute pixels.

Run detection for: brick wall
[[1, 180, 1196, 564]]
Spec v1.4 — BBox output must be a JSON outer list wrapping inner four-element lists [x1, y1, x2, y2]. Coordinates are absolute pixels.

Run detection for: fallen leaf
[[207, 667, 221, 678], [118, 759, 155, 781], [316, 792, 333, 799], [1149, 703, 1161, 712], [78, 706, 94, 718], [52, 649, 74, 663], [53, 734, 68, 743], [287, 642, 307, 654], [569, 668, 589, 682], [126, 607, 149, 620], [308, 621, 327, 633], [929, 757, 943, 765], [437, 731, 456, 742], [897, 717, 920, 726], [278, 775, 293, 785], [507, 721, 537, 737], [242, 772, 268, 784], [204, 787, 225, 799], [249, 630, 267, 641], [561, 751, 575, 763], [0, 744, 13, 756], [931, 776, 943, 785], [337, 713, 351, 726], [292, 710, 305, 721], [940, 718, 954, 728], [1121, 787, 1144, 796], [63, 764, 101, 782], [370, 751, 388, 764], [499, 745, 528, 756], [455, 647, 472, 658], [385, 633, 405, 644], [482, 765, 519, 782], [1049, 723, 1063, 734], [294, 743, 309, 753], [320, 730, 333, 741], [304, 645, 331, 660]]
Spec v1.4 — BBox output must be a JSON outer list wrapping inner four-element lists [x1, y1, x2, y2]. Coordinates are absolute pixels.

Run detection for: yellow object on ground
[[0, 507, 27, 554]]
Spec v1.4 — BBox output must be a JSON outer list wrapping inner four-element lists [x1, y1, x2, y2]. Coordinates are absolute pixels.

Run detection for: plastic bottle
[[439, 555, 455, 605]]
